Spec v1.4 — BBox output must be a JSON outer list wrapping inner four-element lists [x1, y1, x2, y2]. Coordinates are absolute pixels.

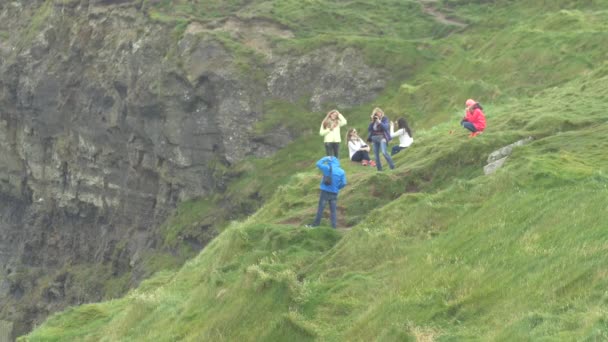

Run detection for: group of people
[[321, 107, 414, 171], [307, 99, 486, 229]]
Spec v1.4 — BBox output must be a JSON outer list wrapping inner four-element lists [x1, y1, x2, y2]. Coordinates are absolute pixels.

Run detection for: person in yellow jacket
[[319, 109, 347, 158]]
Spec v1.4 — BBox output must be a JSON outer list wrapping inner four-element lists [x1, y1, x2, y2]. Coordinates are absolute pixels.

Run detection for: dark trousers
[[324, 143, 340, 158], [391, 146, 406, 156], [461, 121, 477, 132], [312, 190, 338, 228], [351, 150, 371, 162]]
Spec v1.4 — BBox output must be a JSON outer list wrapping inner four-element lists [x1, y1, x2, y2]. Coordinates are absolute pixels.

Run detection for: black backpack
[[323, 163, 333, 185]]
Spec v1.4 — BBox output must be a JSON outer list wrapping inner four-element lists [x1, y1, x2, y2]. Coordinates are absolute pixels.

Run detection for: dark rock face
[[0, 1, 386, 338], [267, 47, 386, 112]]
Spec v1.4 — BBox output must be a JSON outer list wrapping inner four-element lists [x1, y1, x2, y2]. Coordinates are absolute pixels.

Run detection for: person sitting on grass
[[305, 156, 347, 229], [389, 117, 413, 156], [346, 128, 376, 167], [461, 99, 486, 138]]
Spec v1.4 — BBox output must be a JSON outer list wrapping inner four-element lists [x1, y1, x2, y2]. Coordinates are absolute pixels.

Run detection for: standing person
[[390, 117, 414, 156], [367, 107, 395, 171], [461, 99, 486, 138], [306, 156, 347, 229], [319, 109, 347, 158], [346, 128, 376, 166]]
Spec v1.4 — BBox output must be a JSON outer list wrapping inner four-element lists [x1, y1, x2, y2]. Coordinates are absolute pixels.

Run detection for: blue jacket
[[367, 116, 392, 142], [316, 156, 347, 194]]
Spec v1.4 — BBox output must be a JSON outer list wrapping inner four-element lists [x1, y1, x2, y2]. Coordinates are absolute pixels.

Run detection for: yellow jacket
[[319, 113, 347, 143]]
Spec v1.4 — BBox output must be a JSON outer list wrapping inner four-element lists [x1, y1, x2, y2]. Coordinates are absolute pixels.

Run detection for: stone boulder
[[484, 137, 534, 175]]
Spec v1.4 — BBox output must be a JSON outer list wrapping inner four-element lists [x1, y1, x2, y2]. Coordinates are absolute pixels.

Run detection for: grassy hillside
[[21, 1, 608, 341]]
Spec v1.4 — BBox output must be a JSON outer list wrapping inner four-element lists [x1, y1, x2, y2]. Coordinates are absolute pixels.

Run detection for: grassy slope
[[22, 1, 608, 341], [153, 0, 450, 253]]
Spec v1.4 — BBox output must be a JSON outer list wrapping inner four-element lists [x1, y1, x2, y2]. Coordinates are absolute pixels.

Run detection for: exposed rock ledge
[[484, 137, 534, 175]]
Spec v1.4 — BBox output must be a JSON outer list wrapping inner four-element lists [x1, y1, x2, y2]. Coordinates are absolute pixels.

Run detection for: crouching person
[[461, 99, 486, 138], [306, 156, 347, 229]]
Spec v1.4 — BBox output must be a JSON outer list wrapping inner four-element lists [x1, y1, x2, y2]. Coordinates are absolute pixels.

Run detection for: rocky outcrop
[[267, 47, 385, 112], [0, 320, 11, 342], [0, 1, 387, 338], [484, 137, 534, 175]]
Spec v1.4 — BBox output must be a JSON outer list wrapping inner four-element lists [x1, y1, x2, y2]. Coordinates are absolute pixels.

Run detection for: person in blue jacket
[[306, 156, 347, 229]]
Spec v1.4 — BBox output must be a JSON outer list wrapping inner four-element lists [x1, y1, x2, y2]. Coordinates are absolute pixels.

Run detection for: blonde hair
[[323, 109, 341, 129], [370, 107, 384, 120]]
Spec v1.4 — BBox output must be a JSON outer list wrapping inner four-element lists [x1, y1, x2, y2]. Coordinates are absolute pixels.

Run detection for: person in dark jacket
[[367, 107, 395, 171], [306, 156, 347, 229]]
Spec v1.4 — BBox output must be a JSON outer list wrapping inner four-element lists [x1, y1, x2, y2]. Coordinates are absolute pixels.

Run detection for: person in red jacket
[[461, 99, 486, 138]]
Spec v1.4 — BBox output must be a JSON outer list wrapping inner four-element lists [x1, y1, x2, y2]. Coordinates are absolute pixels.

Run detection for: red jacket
[[464, 108, 486, 131]]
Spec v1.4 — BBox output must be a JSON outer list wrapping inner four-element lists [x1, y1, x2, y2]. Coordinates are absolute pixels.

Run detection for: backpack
[[323, 163, 333, 185]]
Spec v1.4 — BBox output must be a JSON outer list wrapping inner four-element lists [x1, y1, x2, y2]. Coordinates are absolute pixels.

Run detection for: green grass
[[145, 0, 443, 38], [144, 0, 450, 82], [20, 0, 608, 341]]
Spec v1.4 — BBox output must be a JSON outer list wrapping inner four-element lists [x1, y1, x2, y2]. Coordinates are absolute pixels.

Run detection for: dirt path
[[418, 0, 467, 28]]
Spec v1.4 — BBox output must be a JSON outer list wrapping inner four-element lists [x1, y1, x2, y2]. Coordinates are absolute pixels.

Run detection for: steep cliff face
[[0, 0, 386, 337]]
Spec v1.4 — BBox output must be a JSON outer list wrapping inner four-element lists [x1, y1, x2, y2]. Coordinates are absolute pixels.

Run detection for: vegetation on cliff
[[21, 0, 608, 340]]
